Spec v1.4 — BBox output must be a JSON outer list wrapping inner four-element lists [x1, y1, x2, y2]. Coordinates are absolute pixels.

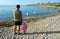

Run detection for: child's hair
[[16, 4, 20, 8], [23, 19, 27, 24]]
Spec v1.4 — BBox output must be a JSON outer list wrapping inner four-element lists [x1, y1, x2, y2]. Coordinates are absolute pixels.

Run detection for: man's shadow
[[21, 31, 60, 35]]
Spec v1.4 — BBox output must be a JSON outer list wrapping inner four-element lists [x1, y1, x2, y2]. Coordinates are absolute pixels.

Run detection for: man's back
[[13, 10, 22, 21]]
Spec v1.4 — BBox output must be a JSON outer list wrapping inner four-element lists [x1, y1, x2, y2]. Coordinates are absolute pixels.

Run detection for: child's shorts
[[14, 21, 22, 25]]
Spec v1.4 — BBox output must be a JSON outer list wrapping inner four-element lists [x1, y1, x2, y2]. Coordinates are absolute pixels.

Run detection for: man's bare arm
[[20, 12, 23, 22]]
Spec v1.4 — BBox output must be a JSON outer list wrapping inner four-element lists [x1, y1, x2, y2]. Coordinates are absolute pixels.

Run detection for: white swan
[[26, 13, 28, 16], [33, 11, 36, 14]]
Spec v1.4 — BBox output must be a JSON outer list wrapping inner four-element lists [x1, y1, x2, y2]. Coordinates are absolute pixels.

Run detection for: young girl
[[22, 20, 27, 34]]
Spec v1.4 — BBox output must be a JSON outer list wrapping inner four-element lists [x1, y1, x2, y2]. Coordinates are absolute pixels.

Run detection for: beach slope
[[0, 15, 60, 39]]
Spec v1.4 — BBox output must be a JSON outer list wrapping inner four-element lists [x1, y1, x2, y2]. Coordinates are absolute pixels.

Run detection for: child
[[22, 20, 27, 34]]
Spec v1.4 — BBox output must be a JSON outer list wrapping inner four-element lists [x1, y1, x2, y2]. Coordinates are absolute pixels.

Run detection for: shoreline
[[0, 12, 60, 32], [41, 6, 60, 8], [0, 12, 60, 24], [27, 12, 60, 23], [28, 5, 60, 8]]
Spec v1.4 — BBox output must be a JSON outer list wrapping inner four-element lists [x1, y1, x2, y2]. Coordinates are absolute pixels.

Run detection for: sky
[[0, 0, 60, 5]]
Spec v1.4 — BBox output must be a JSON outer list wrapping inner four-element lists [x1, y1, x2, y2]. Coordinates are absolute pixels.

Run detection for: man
[[13, 4, 22, 35]]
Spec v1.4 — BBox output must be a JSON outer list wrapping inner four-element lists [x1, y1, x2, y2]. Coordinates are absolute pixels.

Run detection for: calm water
[[0, 5, 60, 20]]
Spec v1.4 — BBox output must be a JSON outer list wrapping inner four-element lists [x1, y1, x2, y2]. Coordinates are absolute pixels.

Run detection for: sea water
[[0, 5, 60, 21]]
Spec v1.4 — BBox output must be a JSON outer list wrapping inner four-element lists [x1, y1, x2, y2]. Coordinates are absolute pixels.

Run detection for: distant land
[[28, 2, 60, 7]]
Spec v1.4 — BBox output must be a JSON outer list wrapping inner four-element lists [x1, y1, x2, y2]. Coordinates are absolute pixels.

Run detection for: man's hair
[[16, 5, 20, 8]]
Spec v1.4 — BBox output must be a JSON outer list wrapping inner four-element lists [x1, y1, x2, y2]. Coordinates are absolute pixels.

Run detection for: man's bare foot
[[13, 32, 17, 35], [17, 32, 21, 35]]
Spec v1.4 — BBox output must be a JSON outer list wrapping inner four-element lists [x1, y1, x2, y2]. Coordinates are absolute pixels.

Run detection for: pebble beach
[[0, 12, 60, 39]]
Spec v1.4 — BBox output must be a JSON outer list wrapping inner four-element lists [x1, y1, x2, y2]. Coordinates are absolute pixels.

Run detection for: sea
[[0, 5, 60, 21]]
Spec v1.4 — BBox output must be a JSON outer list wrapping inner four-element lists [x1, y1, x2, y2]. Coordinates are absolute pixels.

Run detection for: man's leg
[[13, 25, 17, 33], [17, 25, 20, 33]]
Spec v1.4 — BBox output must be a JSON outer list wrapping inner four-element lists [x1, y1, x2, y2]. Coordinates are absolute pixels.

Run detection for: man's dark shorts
[[14, 21, 22, 25]]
